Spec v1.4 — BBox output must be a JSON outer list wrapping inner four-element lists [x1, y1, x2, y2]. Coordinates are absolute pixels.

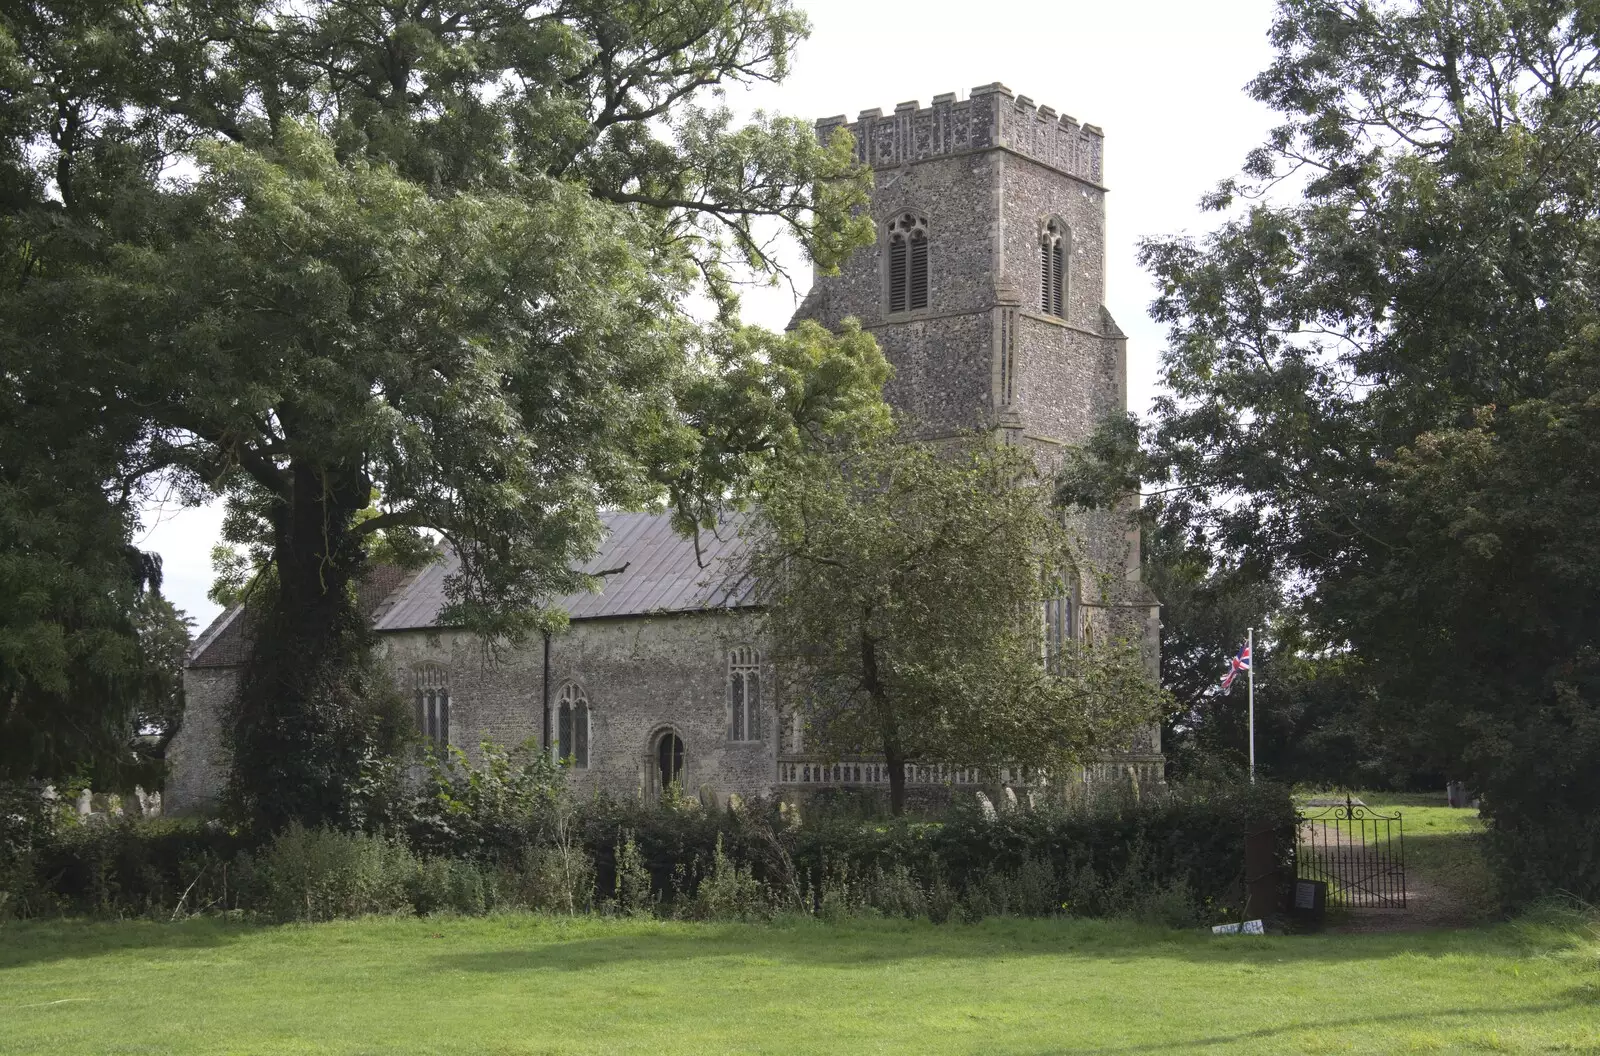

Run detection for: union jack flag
[[1221, 642, 1251, 695]]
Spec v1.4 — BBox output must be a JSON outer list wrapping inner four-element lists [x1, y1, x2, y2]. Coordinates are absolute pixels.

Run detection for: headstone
[[75, 789, 92, 817], [698, 784, 721, 811], [1000, 787, 1018, 813], [131, 786, 161, 818], [975, 791, 997, 821], [1446, 781, 1468, 808], [726, 792, 744, 813]]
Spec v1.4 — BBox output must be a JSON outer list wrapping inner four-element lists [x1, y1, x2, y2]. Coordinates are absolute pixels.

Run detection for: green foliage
[[0, 0, 885, 827], [20, 814, 248, 920], [6, 764, 1293, 928], [396, 740, 566, 865], [247, 823, 416, 923], [755, 432, 1169, 813], [684, 834, 767, 920], [612, 831, 654, 916], [1074, 0, 1600, 900]]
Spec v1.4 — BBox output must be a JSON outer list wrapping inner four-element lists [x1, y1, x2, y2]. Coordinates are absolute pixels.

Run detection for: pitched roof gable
[[188, 510, 756, 666]]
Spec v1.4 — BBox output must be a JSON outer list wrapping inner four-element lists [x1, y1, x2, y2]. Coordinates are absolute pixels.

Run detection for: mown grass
[[2, 909, 1598, 1055]]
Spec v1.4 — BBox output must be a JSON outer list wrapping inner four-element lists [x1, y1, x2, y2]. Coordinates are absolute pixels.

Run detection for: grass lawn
[[2, 911, 1597, 1055]]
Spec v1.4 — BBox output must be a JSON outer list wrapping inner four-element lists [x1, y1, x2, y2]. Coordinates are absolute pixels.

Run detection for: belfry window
[[1040, 219, 1068, 318], [556, 682, 590, 768], [887, 213, 930, 314], [729, 646, 762, 742], [414, 666, 450, 750]]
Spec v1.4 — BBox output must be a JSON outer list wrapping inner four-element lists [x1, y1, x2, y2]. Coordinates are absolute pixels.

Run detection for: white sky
[[138, 0, 1283, 631]]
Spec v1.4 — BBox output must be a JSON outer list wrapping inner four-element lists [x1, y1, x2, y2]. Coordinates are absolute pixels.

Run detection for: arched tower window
[[886, 213, 930, 314], [414, 666, 450, 750], [556, 682, 590, 769], [1040, 219, 1069, 318], [728, 646, 762, 742]]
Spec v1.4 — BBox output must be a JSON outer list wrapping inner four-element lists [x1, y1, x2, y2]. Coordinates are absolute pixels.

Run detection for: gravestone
[[975, 791, 997, 821]]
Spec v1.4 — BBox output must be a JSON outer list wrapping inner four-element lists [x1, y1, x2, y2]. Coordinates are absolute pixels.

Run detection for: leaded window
[[557, 682, 590, 768], [414, 666, 450, 750], [729, 646, 762, 741], [1043, 585, 1074, 673], [887, 213, 930, 314]]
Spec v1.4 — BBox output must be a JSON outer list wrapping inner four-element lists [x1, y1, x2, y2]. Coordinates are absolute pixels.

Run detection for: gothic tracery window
[[414, 666, 450, 750], [1040, 218, 1069, 318], [728, 646, 762, 741], [1043, 578, 1074, 674], [886, 213, 930, 314], [556, 682, 590, 768]]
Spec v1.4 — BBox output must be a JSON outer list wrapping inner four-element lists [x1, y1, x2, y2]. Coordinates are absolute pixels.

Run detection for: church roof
[[187, 562, 414, 668], [373, 509, 756, 631], [187, 510, 756, 667]]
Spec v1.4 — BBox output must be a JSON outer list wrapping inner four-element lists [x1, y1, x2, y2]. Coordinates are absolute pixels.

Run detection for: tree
[[1, 0, 887, 827], [753, 433, 1168, 815], [0, 300, 189, 787], [1102, 0, 1600, 901]]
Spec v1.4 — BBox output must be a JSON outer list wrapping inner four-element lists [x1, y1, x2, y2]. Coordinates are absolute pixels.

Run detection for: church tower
[[793, 84, 1162, 779]]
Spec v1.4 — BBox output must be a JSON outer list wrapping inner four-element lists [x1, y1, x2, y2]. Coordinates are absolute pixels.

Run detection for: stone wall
[[378, 609, 773, 800], [165, 666, 239, 815], [168, 609, 777, 812]]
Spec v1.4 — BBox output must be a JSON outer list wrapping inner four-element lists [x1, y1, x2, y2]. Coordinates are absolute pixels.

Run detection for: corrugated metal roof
[[372, 509, 756, 631]]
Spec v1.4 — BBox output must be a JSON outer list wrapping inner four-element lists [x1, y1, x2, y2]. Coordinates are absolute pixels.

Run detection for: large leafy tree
[[1106, 0, 1600, 901], [754, 434, 1168, 815], [0, 264, 188, 786], [0, 0, 885, 828]]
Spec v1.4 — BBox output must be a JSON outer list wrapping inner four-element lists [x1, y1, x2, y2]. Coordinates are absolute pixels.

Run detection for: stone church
[[167, 83, 1162, 815]]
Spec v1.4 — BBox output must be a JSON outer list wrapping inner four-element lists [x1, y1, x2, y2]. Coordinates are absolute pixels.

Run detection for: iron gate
[[1298, 796, 1407, 909]]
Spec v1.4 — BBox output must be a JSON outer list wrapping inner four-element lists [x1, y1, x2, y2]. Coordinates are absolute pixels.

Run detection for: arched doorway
[[653, 730, 684, 798]]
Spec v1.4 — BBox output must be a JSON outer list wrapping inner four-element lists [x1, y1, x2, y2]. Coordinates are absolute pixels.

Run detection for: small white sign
[[1211, 919, 1265, 935]]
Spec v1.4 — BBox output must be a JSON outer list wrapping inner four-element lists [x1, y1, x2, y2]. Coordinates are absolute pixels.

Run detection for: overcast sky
[[138, 0, 1285, 631]]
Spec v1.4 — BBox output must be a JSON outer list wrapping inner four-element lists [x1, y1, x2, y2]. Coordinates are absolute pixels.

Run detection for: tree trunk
[[860, 621, 907, 816], [884, 735, 907, 817], [228, 457, 386, 831]]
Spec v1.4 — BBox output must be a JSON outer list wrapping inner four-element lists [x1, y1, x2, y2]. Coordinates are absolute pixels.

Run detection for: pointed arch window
[[886, 213, 930, 314], [1040, 219, 1069, 318], [414, 666, 450, 750], [729, 646, 762, 741], [556, 682, 590, 768], [1043, 577, 1074, 674]]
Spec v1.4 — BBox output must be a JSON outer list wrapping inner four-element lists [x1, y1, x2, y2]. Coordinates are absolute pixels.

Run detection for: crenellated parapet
[[817, 83, 1104, 185]]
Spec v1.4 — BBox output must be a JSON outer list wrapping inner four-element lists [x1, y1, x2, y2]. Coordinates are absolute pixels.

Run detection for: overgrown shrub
[[24, 815, 248, 919], [612, 831, 652, 915], [684, 835, 767, 921], [247, 823, 417, 922], [5, 751, 1295, 928]]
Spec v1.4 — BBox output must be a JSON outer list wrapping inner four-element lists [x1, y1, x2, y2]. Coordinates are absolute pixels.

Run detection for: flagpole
[[1247, 626, 1255, 785]]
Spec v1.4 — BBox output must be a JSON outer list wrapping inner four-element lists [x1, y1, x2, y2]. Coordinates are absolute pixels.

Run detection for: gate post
[[1244, 825, 1280, 921]]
